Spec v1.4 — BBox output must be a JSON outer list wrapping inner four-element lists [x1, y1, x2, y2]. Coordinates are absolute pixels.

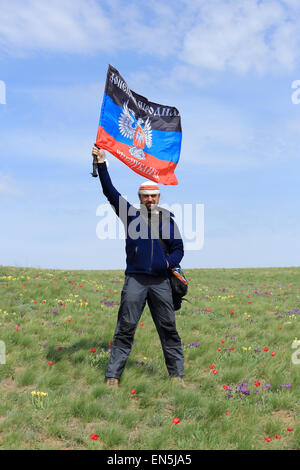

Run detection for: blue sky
[[0, 0, 300, 270]]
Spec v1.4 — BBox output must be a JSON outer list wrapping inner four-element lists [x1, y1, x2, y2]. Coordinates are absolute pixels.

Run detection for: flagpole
[[91, 144, 100, 177]]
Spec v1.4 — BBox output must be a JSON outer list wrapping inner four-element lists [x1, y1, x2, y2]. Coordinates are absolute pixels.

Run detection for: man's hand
[[92, 144, 106, 163]]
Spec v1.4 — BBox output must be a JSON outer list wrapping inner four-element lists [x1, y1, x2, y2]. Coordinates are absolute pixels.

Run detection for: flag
[[96, 65, 182, 185]]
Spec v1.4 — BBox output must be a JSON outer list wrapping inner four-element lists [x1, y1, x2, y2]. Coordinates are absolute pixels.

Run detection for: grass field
[[0, 265, 300, 450]]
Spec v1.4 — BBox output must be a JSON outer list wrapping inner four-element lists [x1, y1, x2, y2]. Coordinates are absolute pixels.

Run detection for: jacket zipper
[[132, 246, 138, 263], [149, 239, 153, 271]]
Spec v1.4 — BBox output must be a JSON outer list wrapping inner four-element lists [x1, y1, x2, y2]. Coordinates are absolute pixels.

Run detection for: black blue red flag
[[96, 65, 182, 185]]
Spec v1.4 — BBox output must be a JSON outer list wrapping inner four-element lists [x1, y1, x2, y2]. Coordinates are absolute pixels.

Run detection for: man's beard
[[146, 202, 157, 210], [140, 202, 158, 213]]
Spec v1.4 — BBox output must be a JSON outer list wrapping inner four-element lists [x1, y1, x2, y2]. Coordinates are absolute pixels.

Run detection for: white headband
[[138, 181, 160, 195]]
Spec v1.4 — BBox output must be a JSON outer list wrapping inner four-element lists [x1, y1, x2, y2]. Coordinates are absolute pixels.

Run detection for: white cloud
[[0, 0, 116, 55], [0, 0, 185, 58], [1, 0, 300, 76], [182, 0, 299, 74], [115, 0, 188, 58]]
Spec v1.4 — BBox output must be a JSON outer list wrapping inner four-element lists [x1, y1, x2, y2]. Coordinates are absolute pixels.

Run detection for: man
[[92, 145, 185, 388]]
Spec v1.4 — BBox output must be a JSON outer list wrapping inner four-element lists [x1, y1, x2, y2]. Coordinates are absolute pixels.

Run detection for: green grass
[[0, 265, 300, 449]]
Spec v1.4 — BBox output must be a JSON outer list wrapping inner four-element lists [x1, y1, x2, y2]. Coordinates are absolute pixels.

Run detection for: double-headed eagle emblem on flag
[[118, 100, 152, 160]]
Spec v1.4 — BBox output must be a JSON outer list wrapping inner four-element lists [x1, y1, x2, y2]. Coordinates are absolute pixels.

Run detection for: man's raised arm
[[92, 145, 130, 222]]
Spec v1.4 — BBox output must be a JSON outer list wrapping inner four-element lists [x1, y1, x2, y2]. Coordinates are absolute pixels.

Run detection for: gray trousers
[[106, 274, 184, 379]]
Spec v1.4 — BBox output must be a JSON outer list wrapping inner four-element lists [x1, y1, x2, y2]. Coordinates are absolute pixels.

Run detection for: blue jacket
[[97, 162, 184, 277]]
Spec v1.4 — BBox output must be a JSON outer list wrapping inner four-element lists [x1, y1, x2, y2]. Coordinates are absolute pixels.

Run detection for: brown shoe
[[106, 377, 120, 388], [170, 376, 187, 388]]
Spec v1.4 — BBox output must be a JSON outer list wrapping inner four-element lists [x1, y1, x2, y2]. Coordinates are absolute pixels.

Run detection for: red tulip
[[212, 369, 218, 374], [226, 411, 230, 416], [287, 427, 294, 432], [275, 435, 281, 439], [264, 437, 271, 442], [91, 348, 96, 353], [58, 347, 62, 350], [209, 365, 215, 369], [271, 352, 276, 356], [172, 417, 180, 424], [264, 347, 269, 352], [140, 322, 144, 326], [254, 381, 260, 387], [131, 390, 136, 395], [90, 433, 99, 440], [48, 361, 53, 365], [230, 310, 234, 315]]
